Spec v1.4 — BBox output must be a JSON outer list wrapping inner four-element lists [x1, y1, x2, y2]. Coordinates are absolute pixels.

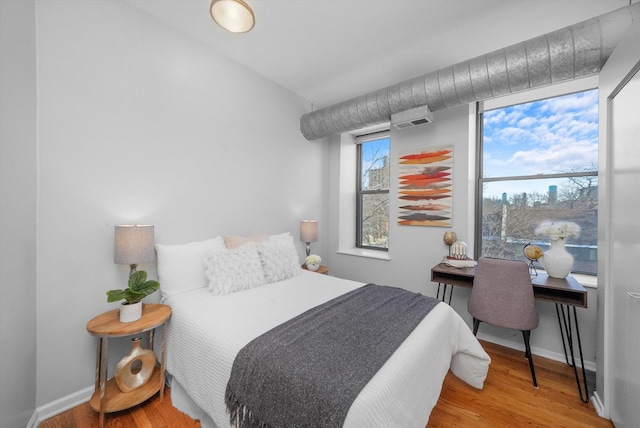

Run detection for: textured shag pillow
[[258, 233, 301, 283], [205, 244, 267, 295]]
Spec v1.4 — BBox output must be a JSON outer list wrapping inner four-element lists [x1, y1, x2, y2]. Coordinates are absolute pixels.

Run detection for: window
[[477, 89, 598, 274], [356, 131, 390, 250]]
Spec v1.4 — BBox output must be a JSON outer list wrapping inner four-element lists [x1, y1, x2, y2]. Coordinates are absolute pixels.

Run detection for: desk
[[431, 263, 589, 402], [431, 264, 587, 307]]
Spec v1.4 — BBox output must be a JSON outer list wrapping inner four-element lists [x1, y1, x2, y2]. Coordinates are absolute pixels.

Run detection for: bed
[[156, 234, 490, 428]]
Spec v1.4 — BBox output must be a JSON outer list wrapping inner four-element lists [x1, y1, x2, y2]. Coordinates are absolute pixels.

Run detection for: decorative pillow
[[258, 234, 302, 283], [155, 237, 226, 299], [205, 244, 267, 295], [224, 234, 268, 249], [268, 232, 292, 242]]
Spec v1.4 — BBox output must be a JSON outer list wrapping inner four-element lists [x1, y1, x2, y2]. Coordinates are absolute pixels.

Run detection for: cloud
[[482, 89, 598, 177]]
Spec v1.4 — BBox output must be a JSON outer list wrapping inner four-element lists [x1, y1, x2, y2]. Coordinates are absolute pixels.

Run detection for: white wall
[[0, 1, 38, 427], [327, 102, 601, 370], [34, 0, 325, 408]]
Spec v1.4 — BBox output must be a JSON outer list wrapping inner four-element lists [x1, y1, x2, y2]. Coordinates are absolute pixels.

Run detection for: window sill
[[569, 273, 597, 289], [336, 248, 391, 261]]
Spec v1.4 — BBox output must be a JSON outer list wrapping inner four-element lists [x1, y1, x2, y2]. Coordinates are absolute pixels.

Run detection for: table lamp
[[114, 225, 155, 277], [300, 220, 318, 257]]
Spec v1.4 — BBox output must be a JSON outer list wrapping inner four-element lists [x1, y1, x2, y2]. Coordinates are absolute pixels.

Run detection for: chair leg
[[472, 318, 480, 336], [522, 330, 538, 387]]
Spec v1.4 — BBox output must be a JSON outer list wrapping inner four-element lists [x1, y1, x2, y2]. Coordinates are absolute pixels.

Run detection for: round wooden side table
[[86, 303, 171, 428], [302, 264, 329, 275]]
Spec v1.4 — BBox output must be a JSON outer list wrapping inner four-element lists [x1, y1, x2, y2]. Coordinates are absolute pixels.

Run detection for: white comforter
[[165, 271, 490, 428]]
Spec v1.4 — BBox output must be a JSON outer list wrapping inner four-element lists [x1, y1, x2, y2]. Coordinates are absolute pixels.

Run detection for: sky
[[482, 89, 599, 199], [359, 89, 599, 199], [361, 137, 390, 188]]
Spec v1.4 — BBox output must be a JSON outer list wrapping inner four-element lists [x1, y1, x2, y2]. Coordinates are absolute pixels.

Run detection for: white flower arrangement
[[535, 221, 581, 241], [305, 254, 321, 265]]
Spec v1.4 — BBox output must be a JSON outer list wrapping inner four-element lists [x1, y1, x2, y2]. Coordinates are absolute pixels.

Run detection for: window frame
[[355, 130, 390, 251], [474, 88, 599, 275]]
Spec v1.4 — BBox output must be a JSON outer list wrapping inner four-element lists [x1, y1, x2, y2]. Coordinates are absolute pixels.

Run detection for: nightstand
[[86, 303, 171, 428], [302, 264, 329, 275]]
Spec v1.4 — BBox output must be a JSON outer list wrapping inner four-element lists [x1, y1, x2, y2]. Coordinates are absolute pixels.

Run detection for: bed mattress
[[164, 270, 490, 428]]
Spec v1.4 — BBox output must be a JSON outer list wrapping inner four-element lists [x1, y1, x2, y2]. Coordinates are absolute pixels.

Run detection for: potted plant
[[107, 270, 160, 322]]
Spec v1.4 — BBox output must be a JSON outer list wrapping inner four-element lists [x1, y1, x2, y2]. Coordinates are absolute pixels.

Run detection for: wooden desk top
[[431, 263, 587, 308]]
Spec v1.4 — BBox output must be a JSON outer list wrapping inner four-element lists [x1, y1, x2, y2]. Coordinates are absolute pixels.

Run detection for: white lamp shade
[[114, 225, 155, 265], [300, 220, 319, 243], [210, 0, 255, 33]]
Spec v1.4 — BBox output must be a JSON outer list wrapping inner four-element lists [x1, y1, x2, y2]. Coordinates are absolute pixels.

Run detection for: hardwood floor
[[428, 341, 612, 427], [39, 386, 200, 428], [41, 341, 612, 428]]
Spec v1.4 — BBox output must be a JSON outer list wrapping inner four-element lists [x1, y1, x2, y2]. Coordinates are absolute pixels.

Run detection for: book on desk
[[441, 256, 477, 269]]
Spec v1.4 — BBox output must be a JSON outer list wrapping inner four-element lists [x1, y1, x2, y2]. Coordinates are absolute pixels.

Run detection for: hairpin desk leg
[[555, 303, 589, 403], [436, 283, 454, 304]]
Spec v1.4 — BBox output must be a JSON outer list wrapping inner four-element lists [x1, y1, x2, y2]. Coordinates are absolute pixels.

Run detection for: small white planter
[[119, 301, 142, 323]]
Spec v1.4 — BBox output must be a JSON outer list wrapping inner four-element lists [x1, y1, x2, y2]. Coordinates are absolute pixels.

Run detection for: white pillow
[[258, 234, 302, 283], [224, 234, 268, 249], [155, 237, 226, 299], [204, 244, 267, 295]]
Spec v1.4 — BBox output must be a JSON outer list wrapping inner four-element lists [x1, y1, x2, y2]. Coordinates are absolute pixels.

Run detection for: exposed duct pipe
[[300, 3, 640, 140]]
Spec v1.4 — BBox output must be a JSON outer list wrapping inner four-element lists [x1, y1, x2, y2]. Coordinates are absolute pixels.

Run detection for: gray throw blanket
[[225, 283, 440, 428]]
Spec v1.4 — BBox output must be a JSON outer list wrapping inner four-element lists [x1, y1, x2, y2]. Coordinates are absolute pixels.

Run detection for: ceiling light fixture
[[210, 0, 255, 33]]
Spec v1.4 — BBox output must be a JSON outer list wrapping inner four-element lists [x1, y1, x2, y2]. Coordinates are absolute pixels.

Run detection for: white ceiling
[[125, 0, 633, 108]]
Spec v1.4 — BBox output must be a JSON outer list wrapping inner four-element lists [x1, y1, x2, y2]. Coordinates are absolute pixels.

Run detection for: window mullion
[[360, 189, 389, 195], [482, 171, 597, 183]]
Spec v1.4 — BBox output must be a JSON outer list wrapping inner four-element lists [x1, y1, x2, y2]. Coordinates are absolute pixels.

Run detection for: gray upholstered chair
[[468, 257, 540, 387]]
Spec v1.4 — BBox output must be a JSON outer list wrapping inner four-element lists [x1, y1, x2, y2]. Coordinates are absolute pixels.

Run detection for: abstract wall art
[[398, 146, 453, 227]]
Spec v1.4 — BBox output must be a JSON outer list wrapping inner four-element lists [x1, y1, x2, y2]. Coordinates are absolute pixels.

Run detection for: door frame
[[596, 13, 640, 420]]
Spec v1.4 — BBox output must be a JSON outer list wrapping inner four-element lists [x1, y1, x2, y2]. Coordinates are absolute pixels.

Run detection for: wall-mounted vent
[[391, 106, 433, 129]]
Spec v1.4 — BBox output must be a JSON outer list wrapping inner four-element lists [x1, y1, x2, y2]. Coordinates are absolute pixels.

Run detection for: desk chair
[[468, 257, 540, 387]]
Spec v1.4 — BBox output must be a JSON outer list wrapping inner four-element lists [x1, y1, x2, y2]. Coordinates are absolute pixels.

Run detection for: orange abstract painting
[[398, 146, 453, 227]]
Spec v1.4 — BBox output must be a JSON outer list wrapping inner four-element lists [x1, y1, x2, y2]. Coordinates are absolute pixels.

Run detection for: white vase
[[306, 262, 320, 271], [119, 301, 142, 323], [542, 239, 574, 279]]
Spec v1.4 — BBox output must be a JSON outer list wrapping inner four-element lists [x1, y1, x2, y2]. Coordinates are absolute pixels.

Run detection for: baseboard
[[26, 411, 38, 428], [592, 390, 607, 418], [29, 385, 93, 427], [477, 333, 597, 372]]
